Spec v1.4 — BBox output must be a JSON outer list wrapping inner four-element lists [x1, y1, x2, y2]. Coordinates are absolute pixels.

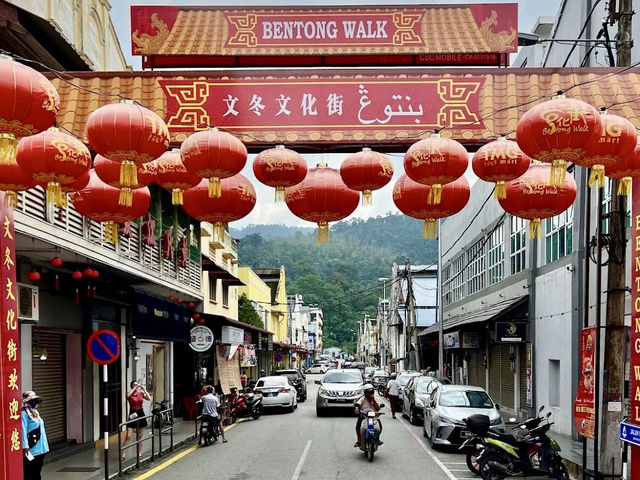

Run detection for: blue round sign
[[87, 329, 120, 365]]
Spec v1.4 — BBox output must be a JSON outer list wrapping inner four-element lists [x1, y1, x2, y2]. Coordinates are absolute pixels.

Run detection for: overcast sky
[[108, 1, 561, 228]]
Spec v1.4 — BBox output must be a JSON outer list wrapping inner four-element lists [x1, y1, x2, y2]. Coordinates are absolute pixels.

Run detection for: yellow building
[[237, 267, 272, 330]]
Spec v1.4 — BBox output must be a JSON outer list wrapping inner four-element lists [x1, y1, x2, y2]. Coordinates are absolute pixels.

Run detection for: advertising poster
[[573, 327, 596, 438], [240, 344, 257, 367]]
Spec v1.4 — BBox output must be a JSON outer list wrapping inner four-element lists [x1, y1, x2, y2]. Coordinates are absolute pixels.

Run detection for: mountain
[[230, 223, 313, 240]]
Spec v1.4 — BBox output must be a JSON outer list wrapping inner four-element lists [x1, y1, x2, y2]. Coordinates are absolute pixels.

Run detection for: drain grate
[[57, 467, 101, 472]]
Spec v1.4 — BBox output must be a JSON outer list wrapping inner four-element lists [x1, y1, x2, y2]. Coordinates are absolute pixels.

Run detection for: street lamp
[[378, 277, 390, 368]]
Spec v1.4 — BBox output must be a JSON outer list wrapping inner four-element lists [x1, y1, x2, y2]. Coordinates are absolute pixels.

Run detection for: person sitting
[[198, 386, 227, 444], [354, 384, 382, 448]]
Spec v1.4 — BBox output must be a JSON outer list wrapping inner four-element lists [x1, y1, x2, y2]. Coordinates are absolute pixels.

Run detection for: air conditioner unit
[[17, 283, 39, 323]]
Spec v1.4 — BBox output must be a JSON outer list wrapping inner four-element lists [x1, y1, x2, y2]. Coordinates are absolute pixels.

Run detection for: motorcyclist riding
[[198, 386, 227, 444], [354, 384, 382, 447]]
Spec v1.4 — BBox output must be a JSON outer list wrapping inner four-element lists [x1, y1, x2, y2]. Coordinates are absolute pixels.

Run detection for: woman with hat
[[21, 391, 49, 480]]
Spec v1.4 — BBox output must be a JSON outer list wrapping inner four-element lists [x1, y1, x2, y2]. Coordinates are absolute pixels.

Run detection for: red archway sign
[[86, 329, 121, 365]]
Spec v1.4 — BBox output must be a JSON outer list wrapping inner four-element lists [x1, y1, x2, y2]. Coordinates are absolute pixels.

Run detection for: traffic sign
[[620, 421, 640, 447], [87, 329, 120, 365]]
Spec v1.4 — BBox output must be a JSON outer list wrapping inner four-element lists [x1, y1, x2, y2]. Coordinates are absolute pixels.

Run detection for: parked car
[[352, 362, 366, 372], [272, 369, 307, 402], [315, 369, 364, 416], [253, 376, 298, 412], [343, 361, 352, 368], [396, 370, 422, 398], [423, 384, 505, 447], [364, 366, 376, 382], [401, 375, 449, 425], [371, 370, 389, 388], [307, 363, 329, 374]]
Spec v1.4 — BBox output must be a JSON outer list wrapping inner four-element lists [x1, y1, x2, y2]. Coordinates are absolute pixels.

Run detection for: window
[[510, 216, 527, 274], [549, 360, 560, 407], [442, 265, 452, 306], [466, 239, 486, 295], [545, 205, 573, 263], [451, 255, 465, 303], [209, 278, 217, 302], [487, 223, 504, 285], [222, 284, 229, 306]]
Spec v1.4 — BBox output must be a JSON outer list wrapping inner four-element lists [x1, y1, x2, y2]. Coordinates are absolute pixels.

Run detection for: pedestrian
[[198, 385, 227, 444], [240, 369, 248, 389], [385, 373, 401, 419], [22, 391, 49, 480], [122, 380, 151, 461]]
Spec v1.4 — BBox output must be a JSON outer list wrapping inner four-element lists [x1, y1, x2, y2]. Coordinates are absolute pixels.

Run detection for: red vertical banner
[[631, 179, 640, 480], [574, 327, 596, 438], [0, 195, 22, 478]]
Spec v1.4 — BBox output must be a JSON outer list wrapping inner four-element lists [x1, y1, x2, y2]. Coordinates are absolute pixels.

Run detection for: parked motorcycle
[[229, 390, 263, 423], [357, 407, 385, 462], [151, 400, 172, 429]]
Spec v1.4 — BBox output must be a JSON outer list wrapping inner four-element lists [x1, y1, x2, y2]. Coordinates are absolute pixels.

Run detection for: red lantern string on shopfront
[[580, 111, 637, 188], [27, 270, 41, 283], [605, 138, 640, 196], [472, 137, 531, 199], [154, 150, 201, 205], [50, 257, 63, 291], [393, 174, 470, 239], [0, 55, 59, 165], [340, 148, 393, 206], [403, 133, 468, 205], [16, 127, 92, 207], [57, 170, 90, 208], [94, 154, 156, 206], [285, 164, 359, 243], [253, 145, 308, 202], [182, 174, 256, 239], [498, 163, 577, 238], [0, 162, 36, 208], [516, 94, 601, 187], [71, 170, 151, 244], [85, 100, 169, 188], [180, 127, 247, 198]]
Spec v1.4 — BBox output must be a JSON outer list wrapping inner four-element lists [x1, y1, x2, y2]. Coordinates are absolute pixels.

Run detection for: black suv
[[273, 369, 307, 402]]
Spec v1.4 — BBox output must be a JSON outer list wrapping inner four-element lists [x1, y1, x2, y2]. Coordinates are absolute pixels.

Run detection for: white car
[[253, 376, 298, 412], [307, 364, 329, 374]]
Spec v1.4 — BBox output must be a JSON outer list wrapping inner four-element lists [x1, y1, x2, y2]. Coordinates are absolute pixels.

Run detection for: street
[[140, 376, 475, 480]]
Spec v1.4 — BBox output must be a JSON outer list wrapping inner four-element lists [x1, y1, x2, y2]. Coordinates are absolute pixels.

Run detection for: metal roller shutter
[[520, 343, 530, 412], [474, 350, 487, 389], [500, 345, 515, 410], [32, 331, 66, 444], [488, 344, 501, 404]]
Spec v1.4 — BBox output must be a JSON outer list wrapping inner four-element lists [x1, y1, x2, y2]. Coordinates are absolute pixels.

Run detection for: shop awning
[[418, 295, 528, 336], [203, 259, 245, 286], [203, 313, 272, 336], [133, 290, 192, 342]]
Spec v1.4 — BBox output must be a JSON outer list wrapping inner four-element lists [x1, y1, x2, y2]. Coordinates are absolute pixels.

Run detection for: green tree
[[238, 293, 264, 328]]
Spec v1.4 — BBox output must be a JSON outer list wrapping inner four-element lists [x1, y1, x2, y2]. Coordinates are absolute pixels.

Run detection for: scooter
[[357, 407, 385, 462], [229, 389, 263, 423], [151, 400, 171, 429], [200, 415, 220, 446]]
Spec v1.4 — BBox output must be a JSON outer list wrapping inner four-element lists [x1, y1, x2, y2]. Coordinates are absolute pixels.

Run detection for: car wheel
[[409, 407, 418, 425], [316, 407, 324, 417], [423, 422, 429, 438], [430, 425, 438, 449], [289, 402, 295, 413]]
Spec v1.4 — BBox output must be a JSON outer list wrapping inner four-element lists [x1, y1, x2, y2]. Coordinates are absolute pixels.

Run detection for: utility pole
[[600, 0, 633, 473], [405, 259, 421, 371]]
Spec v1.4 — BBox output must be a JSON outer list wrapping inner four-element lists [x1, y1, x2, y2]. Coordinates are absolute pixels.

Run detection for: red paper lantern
[[176, 298, 183, 304], [167, 296, 175, 302], [472, 137, 531, 199], [605, 138, 640, 196], [182, 174, 256, 238], [198, 318, 205, 325], [393, 174, 470, 238], [516, 95, 601, 186], [154, 150, 201, 205], [193, 313, 201, 320], [71, 270, 83, 280], [27, 270, 41, 282], [0, 56, 59, 165], [83, 268, 93, 278], [57, 170, 90, 209], [403, 134, 468, 204], [50, 257, 63, 267], [285, 164, 359, 243], [17, 127, 91, 207], [253, 145, 307, 202], [0, 162, 36, 208], [340, 148, 393, 206], [71, 170, 151, 244], [498, 163, 577, 238], [180, 127, 247, 197], [94, 154, 156, 206], [187, 302, 195, 309], [580, 112, 637, 188], [85, 101, 169, 188], [91, 269, 100, 279]]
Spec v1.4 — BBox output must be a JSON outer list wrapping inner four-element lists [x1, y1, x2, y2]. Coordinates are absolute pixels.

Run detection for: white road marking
[[291, 440, 312, 480], [400, 419, 459, 480]]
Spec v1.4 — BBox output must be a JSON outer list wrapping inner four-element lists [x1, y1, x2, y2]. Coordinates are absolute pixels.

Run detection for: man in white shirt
[[385, 373, 400, 419], [198, 386, 227, 444]]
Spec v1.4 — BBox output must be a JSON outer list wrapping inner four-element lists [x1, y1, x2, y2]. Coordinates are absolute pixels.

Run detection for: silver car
[[315, 369, 364, 416], [423, 384, 505, 447]]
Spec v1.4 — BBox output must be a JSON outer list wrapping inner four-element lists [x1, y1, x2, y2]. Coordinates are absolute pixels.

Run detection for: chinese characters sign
[[160, 77, 485, 143], [574, 327, 596, 438], [0, 195, 21, 478]]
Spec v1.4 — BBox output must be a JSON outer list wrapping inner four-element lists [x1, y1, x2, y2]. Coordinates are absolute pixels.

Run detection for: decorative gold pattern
[[479, 11, 517, 52], [132, 13, 171, 55], [392, 13, 422, 46], [227, 14, 258, 47]]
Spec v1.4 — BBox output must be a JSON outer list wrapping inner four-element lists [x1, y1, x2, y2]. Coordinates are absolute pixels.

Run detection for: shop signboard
[[574, 327, 596, 438], [462, 332, 480, 349], [496, 322, 526, 342], [443, 331, 460, 349], [630, 179, 640, 480], [221, 325, 244, 345], [189, 326, 214, 352], [239, 344, 257, 367]]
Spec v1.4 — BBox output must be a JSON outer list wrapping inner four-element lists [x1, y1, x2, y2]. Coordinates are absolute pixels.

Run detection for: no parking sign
[[87, 329, 120, 365]]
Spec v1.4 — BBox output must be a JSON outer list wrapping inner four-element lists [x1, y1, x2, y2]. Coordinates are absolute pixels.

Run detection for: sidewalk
[[553, 432, 594, 479], [41, 419, 197, 480]]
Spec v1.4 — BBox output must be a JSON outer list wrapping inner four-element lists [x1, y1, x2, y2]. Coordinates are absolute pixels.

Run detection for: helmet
[[363, 383, 374, 394], [390, 373, 397, 379]]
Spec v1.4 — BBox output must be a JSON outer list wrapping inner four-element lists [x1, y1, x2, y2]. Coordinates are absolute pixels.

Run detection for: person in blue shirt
[[21, 391, 49, 480]]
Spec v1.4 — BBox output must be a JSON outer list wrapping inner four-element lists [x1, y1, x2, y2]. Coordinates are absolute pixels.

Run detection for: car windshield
[[439, 390, 494, 408], [398, 373, 420, 387], [323, 372, 362, 384], [256, 377, 288, 387], [416, 379, 435, 394]]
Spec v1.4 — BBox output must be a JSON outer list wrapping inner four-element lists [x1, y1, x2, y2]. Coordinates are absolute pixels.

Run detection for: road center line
[[400, 420, 459, 480], [291, 440, 312, 480]]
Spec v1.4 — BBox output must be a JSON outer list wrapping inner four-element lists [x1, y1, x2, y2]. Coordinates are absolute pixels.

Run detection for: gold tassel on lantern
[[588, 165, 605, 188], [213, 222, 226, 240], [118, 188, 133, 207], [274, 187, 285, 203], [494, 181, 507, 199], [3, 191, 17, 208], [316, 222, 329, 243], [618, 177, 632, 196], [120, 161, 138, 188], [104, 221, 119, 244], [172, 188, 184, 205], [208, 177, 222, 198], [0, 133, 17, 165], [361, 190, 373, 207], [422, 219, 437, 239], [46, 182, 63, 207], [548, 160, 567, 187], [529, 218, 542, 239], [427, 184, 442, 205]]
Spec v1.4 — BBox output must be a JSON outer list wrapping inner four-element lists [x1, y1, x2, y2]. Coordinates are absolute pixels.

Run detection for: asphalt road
[[133, 375, 478, 480]]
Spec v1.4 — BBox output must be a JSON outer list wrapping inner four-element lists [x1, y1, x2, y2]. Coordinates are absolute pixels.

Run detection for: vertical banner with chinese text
[[0, 194, 21, 478], [631, 180, 640, 480], [573, 327, 596, 438]]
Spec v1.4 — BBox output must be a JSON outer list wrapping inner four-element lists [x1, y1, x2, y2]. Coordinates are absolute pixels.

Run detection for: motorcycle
[[357, 407, 385, 462], [200, 415, 220, 446], [151, 400, 172, 429], [229, 389, 263, 423], [478, 410, 568, 480]]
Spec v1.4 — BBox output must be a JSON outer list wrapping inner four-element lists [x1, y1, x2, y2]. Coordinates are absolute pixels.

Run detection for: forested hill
[[231, 214, 437, 351]]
